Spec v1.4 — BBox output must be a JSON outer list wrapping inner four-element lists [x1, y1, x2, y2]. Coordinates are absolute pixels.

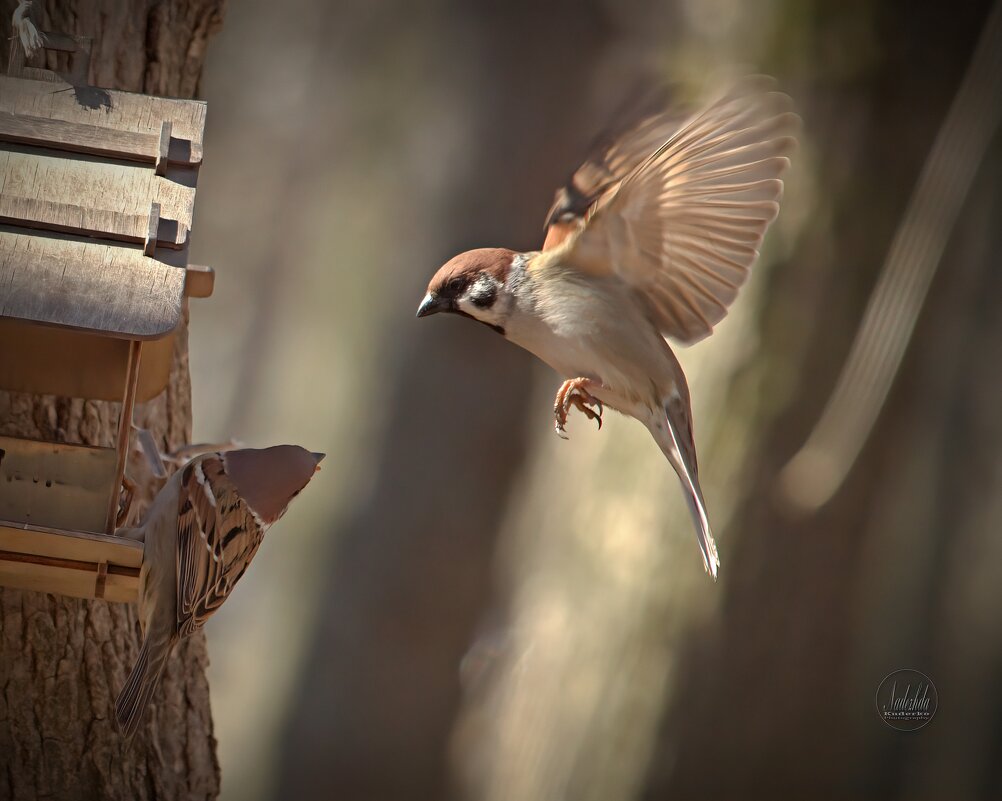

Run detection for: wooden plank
[[0, 549, 140, 577], [0, 436, 118, 532], [0, 149, 197, 238], [0, 558, 138, 603], [0, 227, 185, 339], [0, 319, 173, 402], [0, 112, 202, 167], [0, 75, 206, 155], [0, 522, 143, 568], [0, 195, 188, 248], [105, 341, 142, 532], [0, 521, 142, 602]]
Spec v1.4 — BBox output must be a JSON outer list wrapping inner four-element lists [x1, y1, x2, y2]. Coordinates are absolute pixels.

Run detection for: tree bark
[[0, 1, 224, 799]]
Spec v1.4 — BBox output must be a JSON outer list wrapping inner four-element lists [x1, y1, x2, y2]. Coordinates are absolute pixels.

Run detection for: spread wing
[[175, 456, 266, 637], [558, 78, 799, 343], [544, 89, 690, 248]]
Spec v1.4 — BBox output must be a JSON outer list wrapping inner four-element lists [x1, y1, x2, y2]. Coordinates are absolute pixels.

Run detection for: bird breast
[[505, 263, 676, 413]]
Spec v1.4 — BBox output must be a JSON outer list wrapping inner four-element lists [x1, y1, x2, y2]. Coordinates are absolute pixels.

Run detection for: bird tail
[[646, 396, 720, 579], [115, 634, 175, 740]]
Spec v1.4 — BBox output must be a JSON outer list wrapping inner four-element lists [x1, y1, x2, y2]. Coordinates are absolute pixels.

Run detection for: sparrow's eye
[[446, 278, 465, 294]]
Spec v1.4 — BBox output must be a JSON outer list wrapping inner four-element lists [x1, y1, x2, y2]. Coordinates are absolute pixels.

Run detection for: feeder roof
[[0, 75, 207, 340]]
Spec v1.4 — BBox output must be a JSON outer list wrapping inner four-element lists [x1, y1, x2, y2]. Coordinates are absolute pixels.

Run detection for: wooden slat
[[0, 436, 118, 533], [0, 195, 188, 248], [0, 560, 137, 603], [0, 112, 201, 167], [0, 74, 206, 162], [0, 228, 185, 339], [0, 319, 174, 402], [105, 341, 142, 532], [0, 522, 143, 568], [0, 549, 140, 577], [0, 149, 196, 238], [0, 522, 142, 603]]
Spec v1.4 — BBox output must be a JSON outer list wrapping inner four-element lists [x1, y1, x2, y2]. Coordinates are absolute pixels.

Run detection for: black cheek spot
[[471, 284, 497, 309]]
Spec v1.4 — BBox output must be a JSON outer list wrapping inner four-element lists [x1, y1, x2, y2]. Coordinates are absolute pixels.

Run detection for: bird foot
[[554, 378, 604, 439]]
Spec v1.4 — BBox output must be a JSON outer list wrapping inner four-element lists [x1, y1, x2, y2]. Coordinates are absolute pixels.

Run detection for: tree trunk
[[0, 2, 224, 798]]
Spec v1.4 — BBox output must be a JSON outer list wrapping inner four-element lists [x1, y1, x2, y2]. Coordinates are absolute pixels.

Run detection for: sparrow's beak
[[312, 452, 326, 464], [416, 293, 450, 318]]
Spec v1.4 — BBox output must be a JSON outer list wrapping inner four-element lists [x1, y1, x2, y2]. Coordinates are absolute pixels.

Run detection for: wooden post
[[106, 339, 142, 533]]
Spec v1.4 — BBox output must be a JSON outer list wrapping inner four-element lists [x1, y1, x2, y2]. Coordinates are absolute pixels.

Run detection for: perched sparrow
[[115, 445, 324, 738], [417, 79, 797, 578]]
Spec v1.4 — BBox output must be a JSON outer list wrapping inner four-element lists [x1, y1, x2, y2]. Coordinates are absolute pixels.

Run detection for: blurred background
[[177, 0, 1002, 799]]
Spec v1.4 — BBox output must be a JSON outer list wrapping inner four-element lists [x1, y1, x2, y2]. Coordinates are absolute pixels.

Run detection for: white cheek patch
[[456, 295, 480, 316], [459, 275, 502, 321]]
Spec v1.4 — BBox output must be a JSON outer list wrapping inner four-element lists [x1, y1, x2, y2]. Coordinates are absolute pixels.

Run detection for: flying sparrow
[[417, 79, 797, 578], [115, 445, 324, 738]]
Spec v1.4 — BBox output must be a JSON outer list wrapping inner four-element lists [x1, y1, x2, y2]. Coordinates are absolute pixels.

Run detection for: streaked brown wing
[[175, 456, 265, 637], [544, 88, 690, 248], [559, 78, 799, 343]]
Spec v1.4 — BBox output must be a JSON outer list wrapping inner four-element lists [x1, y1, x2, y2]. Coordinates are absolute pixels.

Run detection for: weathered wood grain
[[0, 111, 203, 166], [156, 120, 171, 174], [0, 558, 138, 603], [0, 522, 143, 568], [0, 195, 189, 248], [0, 228, 185, 338], [143, 202, 160, 256], [0, 435, 117, 532], [0, 148, 196, 237], [0, 75, 206, 153], [105, 341, 141, 532]]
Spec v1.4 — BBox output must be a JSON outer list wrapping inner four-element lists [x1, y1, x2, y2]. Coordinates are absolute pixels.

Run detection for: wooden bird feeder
[[0, 31, 213, 603]]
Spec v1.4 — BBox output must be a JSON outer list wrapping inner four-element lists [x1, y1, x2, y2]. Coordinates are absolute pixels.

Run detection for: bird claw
[[553, 378, 604, 438]]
